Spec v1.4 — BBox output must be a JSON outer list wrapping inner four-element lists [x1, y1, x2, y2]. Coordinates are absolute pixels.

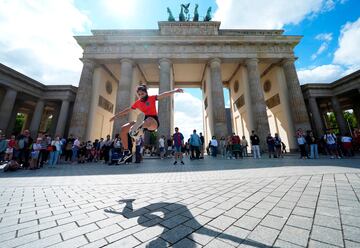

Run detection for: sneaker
[[129, 112, 145, 137], [118, 151, 133, 164], [173, 161, 177, 165], [180, 161, 184, 165]]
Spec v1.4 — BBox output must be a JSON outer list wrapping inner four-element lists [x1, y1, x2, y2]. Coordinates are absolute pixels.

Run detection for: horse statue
[[204, 6, 212, 21], [193, 4, 199, 21], [167, 7, 175, 21], [179, 4, 185, 21]]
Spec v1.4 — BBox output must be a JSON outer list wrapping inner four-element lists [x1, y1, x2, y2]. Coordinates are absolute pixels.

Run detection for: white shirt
[[210, 139, 218, 147], [324, 134, 336, 145], [159, 138, 164, 148], [341, 136, 352, 143]]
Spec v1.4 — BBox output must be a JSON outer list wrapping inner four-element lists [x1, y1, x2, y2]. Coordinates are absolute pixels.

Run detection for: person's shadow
[[104, 199, 267, 247]]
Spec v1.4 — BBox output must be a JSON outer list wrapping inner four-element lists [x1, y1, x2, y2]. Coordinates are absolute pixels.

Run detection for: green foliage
[[327, 110, 357, 134], [13, 113, 25, 135], [150, 131, 157, 145]]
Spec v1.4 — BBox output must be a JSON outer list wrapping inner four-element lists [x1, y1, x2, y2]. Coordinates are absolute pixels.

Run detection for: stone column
[[69, 59, 96, 140], [113, 59, 133, 136], [0, 88, 17, 131], [157, 58, 173, 140], [29, 99, 45, 137], [282, 58, 311, 131], [245, 58, 270, 149], [276, 67, 297, 151], [308, 97, 324, 137], [55, 100, 70, 137], [331, 96, 347, 135], [209, 58, 227, 138]]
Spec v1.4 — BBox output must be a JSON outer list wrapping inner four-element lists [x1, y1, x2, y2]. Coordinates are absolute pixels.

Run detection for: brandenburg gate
[[69, 21, 310, 151]]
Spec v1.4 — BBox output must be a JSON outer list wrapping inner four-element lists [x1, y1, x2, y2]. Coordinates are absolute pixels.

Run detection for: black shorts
[[144, 115, 159, 132]]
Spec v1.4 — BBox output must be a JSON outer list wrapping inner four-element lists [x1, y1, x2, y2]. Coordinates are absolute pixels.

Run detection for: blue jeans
[[49, 151, 60, 167], [211, 146, 217, 157], [72, 147, 78, 161], [310, 144, 319, 159]]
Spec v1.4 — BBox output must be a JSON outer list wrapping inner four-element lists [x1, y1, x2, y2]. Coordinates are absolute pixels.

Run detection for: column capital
[[158, 58, 172, 65], [282, 58, 296, 66], [80, 58, 96, 67], [120, 58, 134, 66], [245, 58, 259, 67], [208, 58, 221, 66]]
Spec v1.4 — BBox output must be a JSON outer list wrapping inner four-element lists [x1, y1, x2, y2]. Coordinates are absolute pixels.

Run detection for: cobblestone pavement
[[0, 156, 360, 247]]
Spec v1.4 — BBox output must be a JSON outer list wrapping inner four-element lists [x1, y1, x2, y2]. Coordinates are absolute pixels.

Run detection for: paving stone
[[161, 224, 194, 244], [50, 235, 89, 248], [133, 225, 166, 242], [40, 222, 78, 238], [207, 215, 236, 231], [314, 214, 341, 230], [287, 215, 313, 230], [224, 207, 247, 219], [344, 239, 360, 248], [270, 207, 292, 218], [218, 225, 249, 246], [79, 238, 108, 248], [86, 224, 123, 242], [233, 215, 261, 231], [246, 225, 279, 247], [18, 220, 57, 237], [279, 225, 310, 247], [311, 225, 344, 247], [172, 238, 202, 248], [273, 239, 304, 248], [204, 238, 235, 248], [316, 206, 340, 217], [105, 235, 141, 248], [0, 232, 39, 247], [308, 239, 340, 248], [343, 225, 360, 243], [160, 214, 189, 229], [62, 223, 99, 240], [260, 214, 287, 230], [189, 225, 221, 245], [17, 234, 62, 248]]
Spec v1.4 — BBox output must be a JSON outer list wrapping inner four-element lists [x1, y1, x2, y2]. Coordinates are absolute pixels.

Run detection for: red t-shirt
[[131, 95, 158, 116]]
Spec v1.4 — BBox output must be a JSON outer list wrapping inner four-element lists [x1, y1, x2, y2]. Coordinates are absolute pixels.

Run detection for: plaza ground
[[0, 156, 360, 247]]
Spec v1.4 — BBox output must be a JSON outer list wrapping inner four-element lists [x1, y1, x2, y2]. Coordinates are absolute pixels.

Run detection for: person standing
[[250, 130, 261, 159], [172, 127, 184, 165], [296, 128, 307, 159], [49, 136, 62, 168], [241, 136, 248, 157], [159, 135, 165, 159], [199, 132, 205, 159], [307, 131, 319, 159], [274, 133, 283, 158], [210, 136, 218, 157], [323, 130, 340, 159], [266, 133, 275, 158], [189, 129, 201, 160]]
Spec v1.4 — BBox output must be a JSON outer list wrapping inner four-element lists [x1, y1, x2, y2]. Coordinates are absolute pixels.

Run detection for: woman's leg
[[142, 117, 158, 131], [120, 122, 135, 151]]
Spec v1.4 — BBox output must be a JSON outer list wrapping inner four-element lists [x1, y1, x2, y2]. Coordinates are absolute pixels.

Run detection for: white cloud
[[298, 64, 345, 84], [333, 17, 360, 67], [0, 0, 90, 85], [300, 18, 360, 84], [315, 32, 333, 41], [174, 92, 203, 140], [102, 0, 138, 19], [213, 0, 344, 29], [311, 33, 332, 60]]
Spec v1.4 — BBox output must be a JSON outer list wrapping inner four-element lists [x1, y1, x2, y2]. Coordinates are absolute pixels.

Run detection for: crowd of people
[[1, 126, 360, 171]]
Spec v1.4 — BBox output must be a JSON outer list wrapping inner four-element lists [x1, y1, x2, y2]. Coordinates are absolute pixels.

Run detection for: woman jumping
[[110, 85, 183, 163]]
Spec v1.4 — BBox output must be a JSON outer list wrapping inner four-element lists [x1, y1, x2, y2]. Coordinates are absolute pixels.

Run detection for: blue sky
[[0, 0, 359, 138]]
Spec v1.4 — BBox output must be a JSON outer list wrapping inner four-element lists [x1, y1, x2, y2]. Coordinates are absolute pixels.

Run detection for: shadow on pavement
[[104, 199, 267, 247]]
